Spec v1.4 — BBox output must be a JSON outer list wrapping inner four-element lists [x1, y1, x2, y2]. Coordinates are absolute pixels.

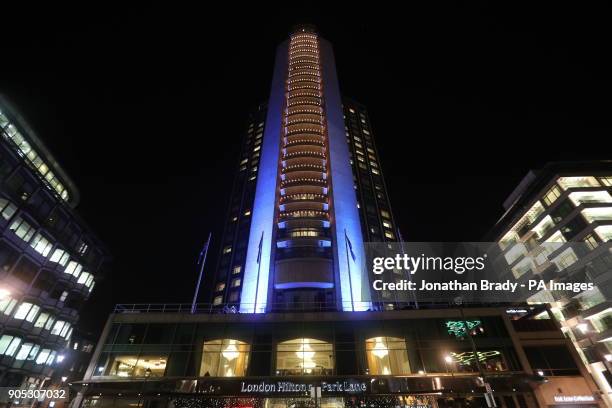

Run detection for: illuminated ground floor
[[66, 305, 605, 408], [72, 375, 538, 408]]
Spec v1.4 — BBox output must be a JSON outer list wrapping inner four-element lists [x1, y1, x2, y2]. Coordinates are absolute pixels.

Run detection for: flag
[[256, 231, 264, 264], [345, 229, 356, 262]]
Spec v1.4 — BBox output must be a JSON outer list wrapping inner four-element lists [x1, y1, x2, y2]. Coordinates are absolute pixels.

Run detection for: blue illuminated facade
[[211, 26, 398, 313]]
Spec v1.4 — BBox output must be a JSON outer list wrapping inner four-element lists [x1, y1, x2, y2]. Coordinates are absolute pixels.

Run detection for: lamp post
[[444, 354, 454, 377]]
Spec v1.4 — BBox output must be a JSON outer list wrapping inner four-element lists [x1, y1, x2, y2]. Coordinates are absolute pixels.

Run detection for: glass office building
[[489, 161, 612, 406], [0, 96, 109, 391]]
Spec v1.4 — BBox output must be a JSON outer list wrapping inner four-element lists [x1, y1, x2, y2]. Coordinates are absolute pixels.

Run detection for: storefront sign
[[554, 395, 595, 403], [238, 380, 367, 395]]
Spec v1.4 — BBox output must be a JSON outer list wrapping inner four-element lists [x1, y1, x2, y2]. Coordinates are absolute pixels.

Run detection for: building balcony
[[287, 97, 321, 108], [278, 218, 330, 231], [279, 200, 327, 213], [285, 124, 324, 135], [283, 144, 325, 159], [281, 185, 327, 198]]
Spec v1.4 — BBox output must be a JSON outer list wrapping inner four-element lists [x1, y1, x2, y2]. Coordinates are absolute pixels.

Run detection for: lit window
[[380, 210, 390, 219], [557, 176, 600, 190], [14, 302, 35, 320], [384, 231, 395, 240], [30, 233, 52, 257], [276, 338, 333, 376], [231, 278, 241, 287], [65, 261, 83, 276], [15, 343, 34, 360], [582, 207, 612, 223], [383, 221, 392, 229], [49, 249, 69, 266], [372, 168, 380, 175], [200, 339, 250, 377], [569, 191, 612, 206], [552, 248, 578, 271], [0, 335, 22, 357], [9, 217, 35, 242], [542, 186, 561, 207], [223, 246, 232, 254], [0, 198, 17, 220], [584, 234, 599, 250], [595, 226, 612, 242], [107, 355, 167, 377], [34, 312, 50, 328], [598, 176, 612, 186], [215, 282, 226, 292], [366, 337, 411, 375], [35, 349, 51, 364], [0, 334, 22, 356], [0, 296, 17, 316], [213, 296, 223, 306], [60, 291, 68, 302], [244, 210, 251, 216], [232, 265, 242, 274]]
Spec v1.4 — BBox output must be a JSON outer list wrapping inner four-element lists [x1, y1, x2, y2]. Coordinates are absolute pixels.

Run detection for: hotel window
[[215, 282, 226, 292], [213, 296, 223, 306], [223, 246, 232, 254], [201, 339, 250, 377], [276, 338, 333, 376], [9, 217, 35, 242], [14, 302, 40, 322], [365, 337, 411, 375], [231, 278, 241, 288], [0, 198, 17, 220], [108, 355, 167, 377], [232, 265, 242, 275]]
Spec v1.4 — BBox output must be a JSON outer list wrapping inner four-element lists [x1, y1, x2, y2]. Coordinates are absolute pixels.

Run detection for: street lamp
[[444, 354, 454, 377]]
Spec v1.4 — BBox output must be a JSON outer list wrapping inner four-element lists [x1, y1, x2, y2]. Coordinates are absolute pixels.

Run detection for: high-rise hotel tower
[[212, 26, 398, 313]]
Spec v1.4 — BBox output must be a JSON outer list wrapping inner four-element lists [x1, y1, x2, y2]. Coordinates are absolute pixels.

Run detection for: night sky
[[1, 4, 610, 333]]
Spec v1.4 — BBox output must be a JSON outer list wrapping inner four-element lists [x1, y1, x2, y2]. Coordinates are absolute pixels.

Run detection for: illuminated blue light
[[320, 38, 369, 311], [239, 41, 289, 313]]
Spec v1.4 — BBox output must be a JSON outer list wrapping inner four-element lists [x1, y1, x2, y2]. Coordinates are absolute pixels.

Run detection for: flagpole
[[344, 229, 355, 312], [397, 229, 418, 309], [191, 232, 211, 314], [253, 231, 264, 313]]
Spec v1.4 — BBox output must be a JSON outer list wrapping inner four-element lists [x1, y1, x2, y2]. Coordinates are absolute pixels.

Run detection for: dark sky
[[1, 4, 610, 333]]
